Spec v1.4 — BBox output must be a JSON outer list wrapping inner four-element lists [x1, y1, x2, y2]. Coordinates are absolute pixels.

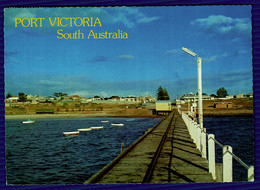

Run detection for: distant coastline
[[5, 109, 253, 120], [5, 113, 163, 120]]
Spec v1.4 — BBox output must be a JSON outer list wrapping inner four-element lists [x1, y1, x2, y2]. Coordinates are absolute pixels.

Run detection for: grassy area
[[5, 98, 254, 118], [180, 98, 254, 117], [5, 101, 157, 118]]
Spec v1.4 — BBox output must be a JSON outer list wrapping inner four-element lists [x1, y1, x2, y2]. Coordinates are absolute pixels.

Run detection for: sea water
[[204, 116, 254, 182], [5, 117, 162, 184], [5, 116, 254, 184]]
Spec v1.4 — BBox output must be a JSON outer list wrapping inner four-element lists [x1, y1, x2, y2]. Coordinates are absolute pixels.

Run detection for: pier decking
[[151, 111, 214, 183], [85, 110, 216, 184]]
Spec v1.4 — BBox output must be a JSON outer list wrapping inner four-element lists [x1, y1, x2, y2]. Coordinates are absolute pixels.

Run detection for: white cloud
[[222, 50, 248, 57], [108, 7, 159, 28], [166, 49, 178, 54], [38, 80, 64, 86], [203, 56, 217, 63], [191, 15, 251, 36], [137, 16, 160, 23], [223, 52, 231, 57], [118, 54, 134, 59], [5, 7, 160, 29], [70, 90, 91, 97]]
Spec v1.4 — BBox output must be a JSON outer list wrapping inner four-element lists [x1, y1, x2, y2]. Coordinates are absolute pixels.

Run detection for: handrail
[[180, 111, 254, 182], [206, 132, 249, 170]]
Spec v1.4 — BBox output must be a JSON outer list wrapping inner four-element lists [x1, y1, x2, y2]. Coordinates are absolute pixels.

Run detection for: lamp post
[[182, 47, 203, 128]]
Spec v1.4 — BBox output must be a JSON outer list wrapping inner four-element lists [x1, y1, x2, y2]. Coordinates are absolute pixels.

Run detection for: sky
[[4, 6, 252, 99]]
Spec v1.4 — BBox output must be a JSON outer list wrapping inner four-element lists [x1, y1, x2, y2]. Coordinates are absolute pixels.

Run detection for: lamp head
[[182, 47, 197, 57]]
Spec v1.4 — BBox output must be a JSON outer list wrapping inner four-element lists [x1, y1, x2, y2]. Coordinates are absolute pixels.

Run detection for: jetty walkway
[[85, 110, 216, 184]]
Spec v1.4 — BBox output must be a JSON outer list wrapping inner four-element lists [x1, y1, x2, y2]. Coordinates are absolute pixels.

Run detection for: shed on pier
[[154, 100, 172, 115]]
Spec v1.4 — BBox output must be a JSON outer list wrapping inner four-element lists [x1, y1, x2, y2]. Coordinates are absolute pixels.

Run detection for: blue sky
[[4, 6, 252, 99]]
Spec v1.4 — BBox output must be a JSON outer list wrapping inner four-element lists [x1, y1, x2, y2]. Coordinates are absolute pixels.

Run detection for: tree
[[6, 92, 12, 99], [163, 88, 170, 100], [156, 86, 164, 100], [217, 87, 228, 98], [18, 92, 27, 102], [157, 86, 170, 100], [53, 92, 68, 97]]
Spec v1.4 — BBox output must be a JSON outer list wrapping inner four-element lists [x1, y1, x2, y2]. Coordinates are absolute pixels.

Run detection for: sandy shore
[[203, 109, 253, 117], [5, 113, 162, 120]]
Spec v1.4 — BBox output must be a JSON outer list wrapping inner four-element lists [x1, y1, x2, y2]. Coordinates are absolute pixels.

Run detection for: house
[[180, 94, 211, 102], [235, 94, 244, 98], [6, 96, 19, 103], [246, 93, 253, 98], [69, 95, 81, 101], [226, 95, 234, 99], [214, 102, 232, 108]]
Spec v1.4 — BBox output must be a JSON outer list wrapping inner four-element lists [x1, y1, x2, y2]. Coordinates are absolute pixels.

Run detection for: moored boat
[[22, 119, 35, 124], [101, 121, 109, 123], [91, 126, 104, 130], [111, 123, 124, 127], [78, 128, 92, 132], [63, 131, 80, 136]]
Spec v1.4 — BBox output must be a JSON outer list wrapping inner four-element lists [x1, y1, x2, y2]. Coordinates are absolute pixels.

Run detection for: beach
[[5, 98, 254, 120]]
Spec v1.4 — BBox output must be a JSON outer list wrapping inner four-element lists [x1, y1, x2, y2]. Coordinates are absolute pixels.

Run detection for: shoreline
[[5, 113, 163, 120], [5, 110, 254, 120]]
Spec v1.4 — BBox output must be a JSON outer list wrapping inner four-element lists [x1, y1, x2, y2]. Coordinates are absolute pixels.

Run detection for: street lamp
[[182, 47, 203, 128]]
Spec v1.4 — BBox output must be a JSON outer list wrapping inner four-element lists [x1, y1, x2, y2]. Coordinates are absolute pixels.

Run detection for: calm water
[[204, 116, 254, 182], [5, 116, 254, 184], [6, 117, 162, 184]]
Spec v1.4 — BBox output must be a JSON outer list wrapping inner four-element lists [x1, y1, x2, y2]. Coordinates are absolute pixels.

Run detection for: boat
[[111, 123, 124, 127], [101, 121, 109, 123], [78, 128, 92, 132], [126, 119, 135, 122], [91, 126, 104, 130], [22, 119, 35, 124], [63, 131, 80, 136]]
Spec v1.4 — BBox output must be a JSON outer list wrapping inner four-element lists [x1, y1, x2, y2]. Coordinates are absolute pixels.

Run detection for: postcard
[[4, 6, 254, 185]]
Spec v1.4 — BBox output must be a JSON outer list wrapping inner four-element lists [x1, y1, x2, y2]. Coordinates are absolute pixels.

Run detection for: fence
[[180, 110, 254, 182]]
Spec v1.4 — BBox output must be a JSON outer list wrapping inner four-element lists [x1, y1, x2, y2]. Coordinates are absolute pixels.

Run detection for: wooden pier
[[85, 110, 215, 184]]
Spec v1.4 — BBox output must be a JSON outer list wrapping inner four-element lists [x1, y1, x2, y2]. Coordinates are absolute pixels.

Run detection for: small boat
[[101, 121, 109, 123], [78, 128, 92, 132], [22, 119, 35, 124], [63, 131, 79, 136], [91, 126, 104, 130], [111, 123, 124, 127], [126, 119, 135, 122]]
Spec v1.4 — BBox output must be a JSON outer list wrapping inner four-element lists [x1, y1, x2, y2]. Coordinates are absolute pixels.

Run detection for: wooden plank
[[85, 111, 214, 184], [151, 112, 214, 183]]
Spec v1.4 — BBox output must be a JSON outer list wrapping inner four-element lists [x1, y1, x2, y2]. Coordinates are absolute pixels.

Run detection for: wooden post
[[189, 120, 194, 140], [186, 117, 190, 132], [208, 134, 216, 180], [121, 142, 124, 153], [248, 165, 254, 182], [196, 125, 201, 151], [201, 128, 207, 159], [223, 145, 233, 182]]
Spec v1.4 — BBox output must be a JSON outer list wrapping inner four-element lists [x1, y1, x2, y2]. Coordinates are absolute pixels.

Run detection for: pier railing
[[180, 110, 254, 182]]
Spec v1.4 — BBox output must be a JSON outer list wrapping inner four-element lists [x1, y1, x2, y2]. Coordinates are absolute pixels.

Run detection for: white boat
[[78, 128, 92, 132], [111, 123, 124, 127], [22, 119, 35, 124], [101, 121, 109, 123], [91, 126, 104, 130], [63, 131, 80, 136]]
